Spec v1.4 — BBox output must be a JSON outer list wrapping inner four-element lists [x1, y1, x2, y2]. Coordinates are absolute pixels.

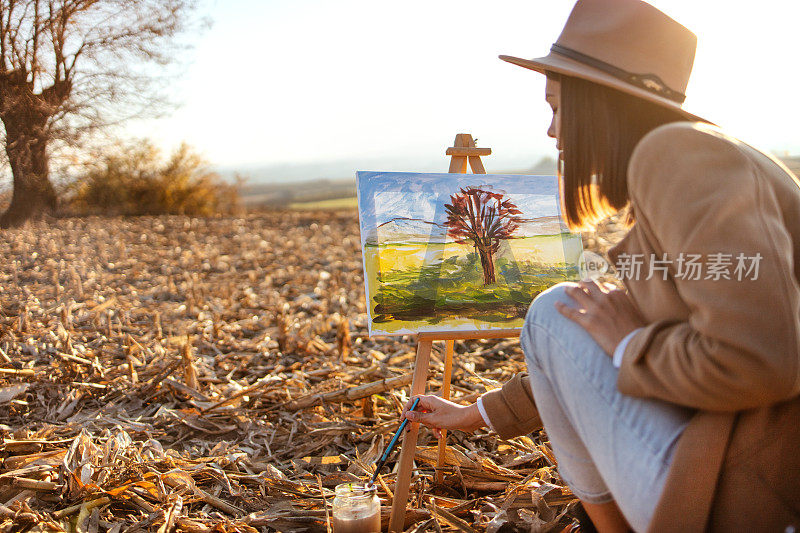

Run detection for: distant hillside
[[240, 179, 356, 207], [240, 157, 561, 209], [781, 156, 800, 176]]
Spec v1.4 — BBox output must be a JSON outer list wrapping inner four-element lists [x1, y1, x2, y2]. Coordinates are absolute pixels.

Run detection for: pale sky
[[128, 0, 800, 178]]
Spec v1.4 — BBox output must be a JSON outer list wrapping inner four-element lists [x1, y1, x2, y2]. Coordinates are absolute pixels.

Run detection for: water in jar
[[332, 482, 381, 533]]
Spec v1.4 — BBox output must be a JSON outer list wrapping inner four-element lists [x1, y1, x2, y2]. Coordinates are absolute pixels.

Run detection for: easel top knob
[[445, 133, 492, 157], [447, 133, 490, 174]]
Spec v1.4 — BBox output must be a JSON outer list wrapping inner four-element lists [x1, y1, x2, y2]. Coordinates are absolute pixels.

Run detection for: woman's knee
[[525, 282, 579, 329], [521, 282, 581, 366]]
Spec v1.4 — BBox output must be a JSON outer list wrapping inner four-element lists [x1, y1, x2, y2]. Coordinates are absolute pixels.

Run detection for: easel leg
[[389, 339, 432, 533], [436, 340, 454, 484]]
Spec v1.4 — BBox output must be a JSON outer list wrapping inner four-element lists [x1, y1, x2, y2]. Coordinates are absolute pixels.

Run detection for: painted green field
[[364, 234, 582, 333]]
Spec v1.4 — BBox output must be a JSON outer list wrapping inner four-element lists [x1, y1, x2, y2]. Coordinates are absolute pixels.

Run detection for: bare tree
[[0, 0, 200, 227]]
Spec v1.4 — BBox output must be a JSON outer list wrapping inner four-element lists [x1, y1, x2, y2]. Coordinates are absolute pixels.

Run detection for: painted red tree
[[444, 187, 523, 285]]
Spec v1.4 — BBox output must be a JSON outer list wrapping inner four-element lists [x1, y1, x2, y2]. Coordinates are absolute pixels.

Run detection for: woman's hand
[[401, 395, 486, 438], [555, 279, 647, 357]]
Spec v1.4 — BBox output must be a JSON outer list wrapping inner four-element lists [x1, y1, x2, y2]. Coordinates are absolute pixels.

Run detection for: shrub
[[68, 141, 240, 216]]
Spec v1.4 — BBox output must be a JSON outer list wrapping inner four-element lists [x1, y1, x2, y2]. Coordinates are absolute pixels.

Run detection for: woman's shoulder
[[627, 121, 755, 198], [632, 121, 746, 164], [630, 121, 794, 187]]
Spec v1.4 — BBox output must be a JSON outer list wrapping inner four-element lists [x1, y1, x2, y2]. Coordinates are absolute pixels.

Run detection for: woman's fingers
[[563, 284, 603, 322], [601, 281, 617, 292], [403, 394, 432, 414], [555, 299, 589, 327], [556, 282, 648, 357], [402, 395, 435, 423], [406, 408, 443, 438], [580, 278, 607, 295], [406, 409, 433, 424], [566, 281, 615, 317], [565, 284, 593, 307], [401, 397, 419, 416], [403, 396, 440, 434]]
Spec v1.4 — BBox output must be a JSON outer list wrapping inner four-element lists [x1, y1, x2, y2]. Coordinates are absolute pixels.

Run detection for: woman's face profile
[[545, 77, 562, 156]]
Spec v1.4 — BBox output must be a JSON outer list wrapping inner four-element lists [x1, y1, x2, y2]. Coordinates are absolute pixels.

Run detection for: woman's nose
[[547, 121, 556, 139]]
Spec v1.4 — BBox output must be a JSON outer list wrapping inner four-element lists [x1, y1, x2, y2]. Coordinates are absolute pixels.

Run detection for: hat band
[[550, 44, 686, 104]]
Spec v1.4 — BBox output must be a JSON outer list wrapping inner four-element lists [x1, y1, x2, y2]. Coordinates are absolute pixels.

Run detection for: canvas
[[357, 171, 584, 336]]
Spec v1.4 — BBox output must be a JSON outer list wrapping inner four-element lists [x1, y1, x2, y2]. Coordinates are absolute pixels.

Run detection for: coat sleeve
[[479, 373, 543, 439], [617, 123, 800, 411]]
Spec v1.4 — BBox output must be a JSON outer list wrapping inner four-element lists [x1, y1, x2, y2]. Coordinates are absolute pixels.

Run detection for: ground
[[0, 209, 626, 532]]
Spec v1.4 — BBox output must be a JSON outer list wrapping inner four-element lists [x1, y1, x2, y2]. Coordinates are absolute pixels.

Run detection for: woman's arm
[[615, 123, 800, 411], [478, 373, 542, 438], [401, 373, 543, 439]]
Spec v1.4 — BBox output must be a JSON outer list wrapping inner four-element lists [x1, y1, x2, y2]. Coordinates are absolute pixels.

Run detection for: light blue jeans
[[520, 282, 695, 532]]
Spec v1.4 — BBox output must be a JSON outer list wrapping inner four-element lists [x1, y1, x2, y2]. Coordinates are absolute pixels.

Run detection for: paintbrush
[[366, 397, 420, 488]]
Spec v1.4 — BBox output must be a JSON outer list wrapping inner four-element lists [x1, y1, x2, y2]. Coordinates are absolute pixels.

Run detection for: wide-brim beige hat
[[500, 0, 707, 123]]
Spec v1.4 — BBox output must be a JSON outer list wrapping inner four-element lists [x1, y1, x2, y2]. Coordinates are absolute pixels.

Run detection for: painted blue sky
[[357, 171, 564, 233]]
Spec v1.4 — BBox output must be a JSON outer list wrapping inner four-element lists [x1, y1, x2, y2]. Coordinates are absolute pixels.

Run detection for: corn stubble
[[0, 210, 625, 532]]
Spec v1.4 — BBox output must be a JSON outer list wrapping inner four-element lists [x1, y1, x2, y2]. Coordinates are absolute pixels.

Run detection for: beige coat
[[481, 122, 800, 531]]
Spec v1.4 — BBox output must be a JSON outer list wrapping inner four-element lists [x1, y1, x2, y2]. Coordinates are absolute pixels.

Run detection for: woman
[[402, 1, 800, 531]]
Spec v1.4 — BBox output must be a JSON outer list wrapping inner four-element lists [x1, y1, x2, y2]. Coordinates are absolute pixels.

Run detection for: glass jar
[[331, 482, 381, 533]]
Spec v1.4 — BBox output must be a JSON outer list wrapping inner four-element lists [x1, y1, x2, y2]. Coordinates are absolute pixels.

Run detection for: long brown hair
[[551, 72, 697, 231]]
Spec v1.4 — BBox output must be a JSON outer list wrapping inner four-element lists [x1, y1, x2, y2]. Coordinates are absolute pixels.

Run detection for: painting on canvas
[[356, 171, 584, 336]]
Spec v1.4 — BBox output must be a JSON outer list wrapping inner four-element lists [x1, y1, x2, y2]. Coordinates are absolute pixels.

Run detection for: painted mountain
[[366, 217, 448, 246], [365, 214, 569, 246]]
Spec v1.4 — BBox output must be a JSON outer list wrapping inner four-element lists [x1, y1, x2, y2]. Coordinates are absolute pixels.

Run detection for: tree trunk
[[477, 246, 496, 286], [0, 118, 56, 228], [0, 71, 68, 229]]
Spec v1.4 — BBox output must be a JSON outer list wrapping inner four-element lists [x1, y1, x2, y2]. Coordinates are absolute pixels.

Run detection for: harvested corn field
[[0, 210, 625, 532]]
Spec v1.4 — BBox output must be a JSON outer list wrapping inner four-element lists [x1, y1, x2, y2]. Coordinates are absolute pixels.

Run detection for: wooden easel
[[388, 134, 522, 532]]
